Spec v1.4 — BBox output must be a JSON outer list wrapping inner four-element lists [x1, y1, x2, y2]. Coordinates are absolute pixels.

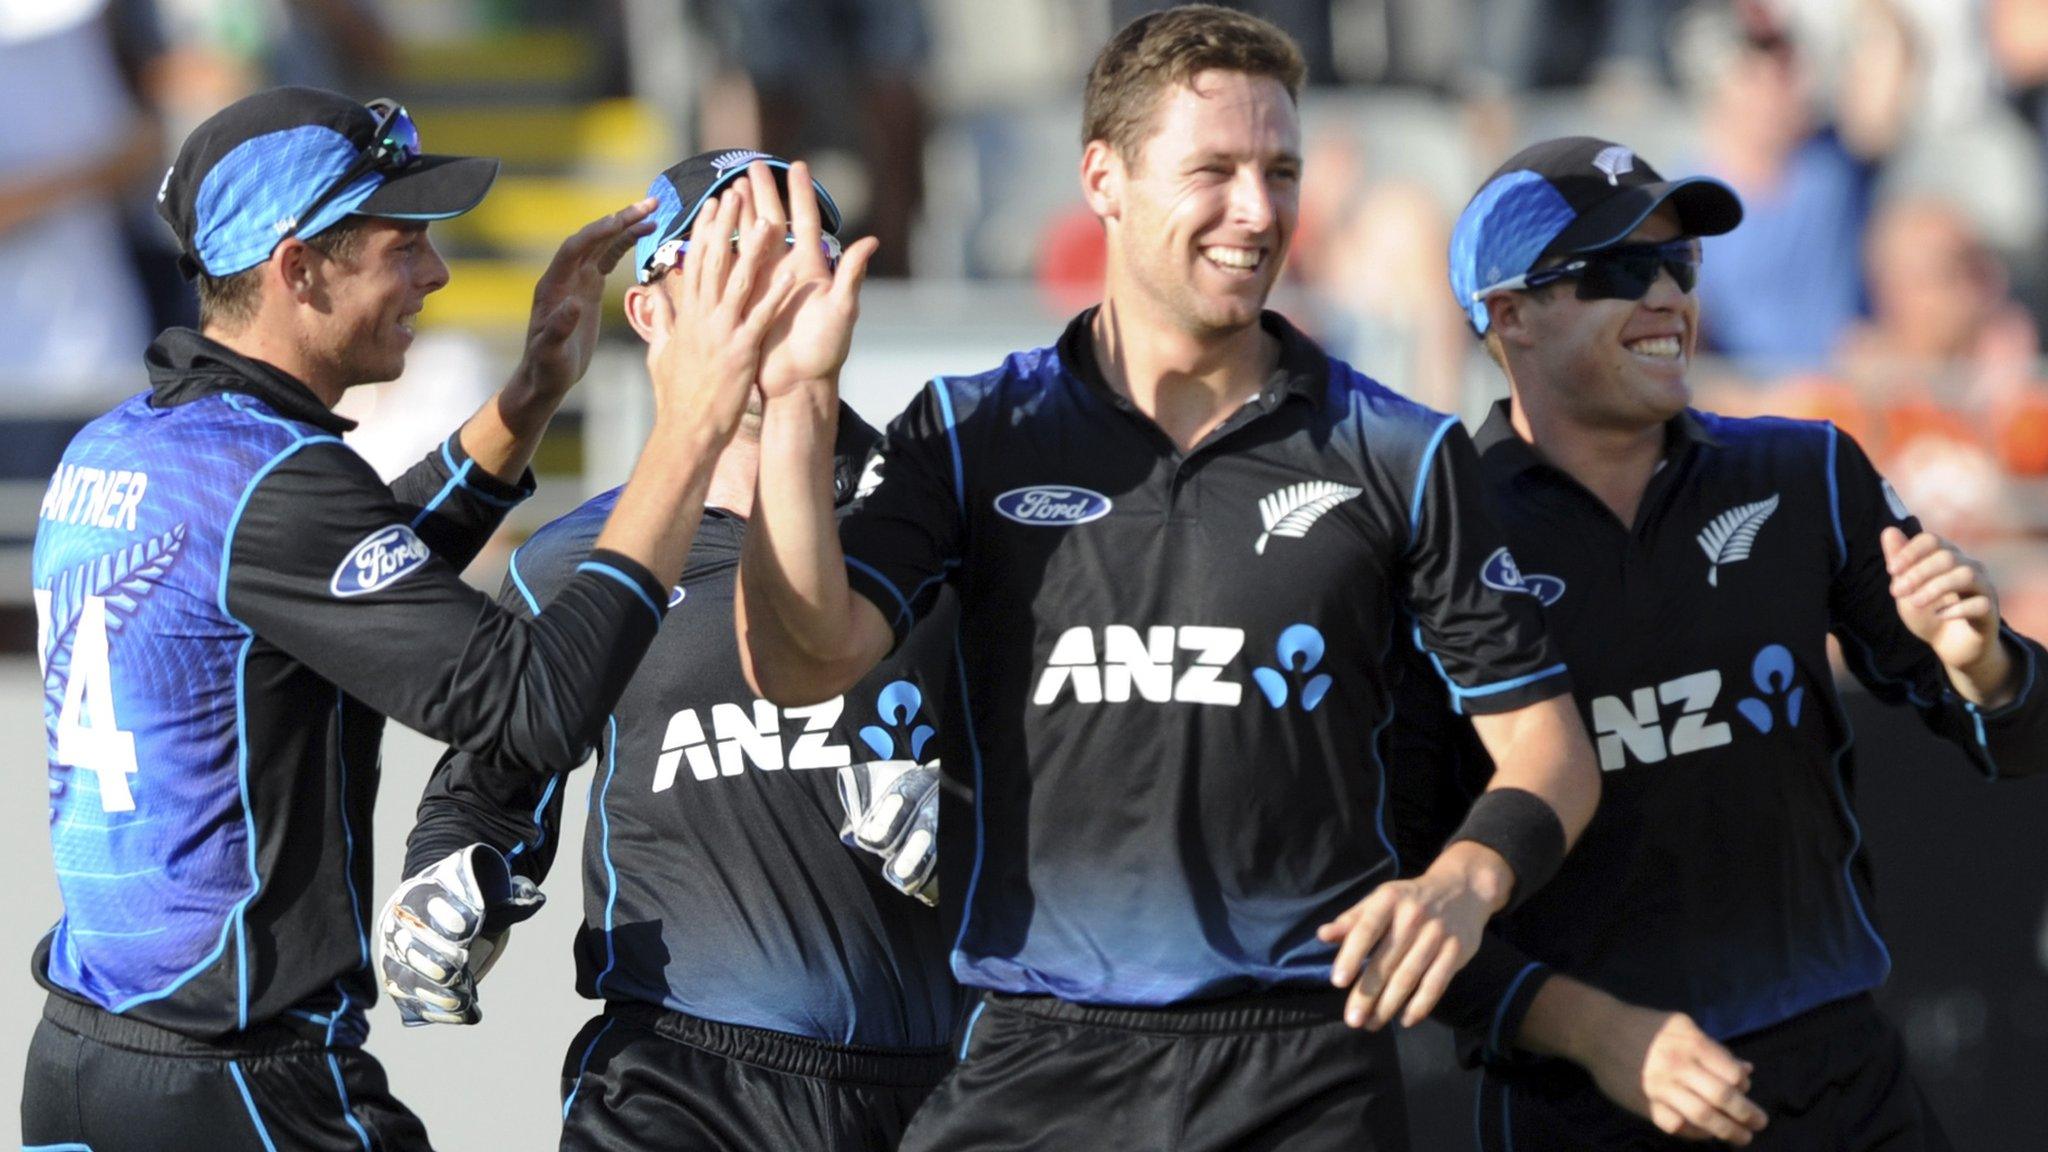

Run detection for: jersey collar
[[144, 327, 358, 435], [1055, 307, 1331, 413], [1472, 398, 1721, 479]]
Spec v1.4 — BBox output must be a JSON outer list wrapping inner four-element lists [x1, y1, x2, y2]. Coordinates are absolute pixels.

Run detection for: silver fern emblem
[[1696, 495, 1778, 587], [1256, 482, 1362, 555], [1592, 145, 1635, 186]]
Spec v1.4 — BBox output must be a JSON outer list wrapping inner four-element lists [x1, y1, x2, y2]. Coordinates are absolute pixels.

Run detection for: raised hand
[[641, 183, 800, 443], [737, 159, 881, 402], [521, 197, 659, 400]]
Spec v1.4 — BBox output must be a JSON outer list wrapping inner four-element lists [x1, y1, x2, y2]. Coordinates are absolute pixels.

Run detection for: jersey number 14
[[34, 591, 140, 812]]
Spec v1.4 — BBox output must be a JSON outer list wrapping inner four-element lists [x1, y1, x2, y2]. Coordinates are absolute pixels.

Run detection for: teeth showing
[[1203, 246, 1261, 270], [1626, 336, 1681, 359]]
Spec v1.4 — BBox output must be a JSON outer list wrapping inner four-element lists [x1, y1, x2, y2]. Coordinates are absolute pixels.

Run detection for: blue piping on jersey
[[1369, 614, 1406, 875], [1473, 1069, 1486, 1152], [1825, 728, 1893, 982], [502, 546, 560, 861], [327, 1053, 373, 1151], [931, 377, 966, 515], [578, 561, 661, 624], [1458, 664, 1569, 702], [229, 1061, 281, 1152], [1824, 424, 1846, 574], [901, 558, 963, 619], [23, 1144, 95, 1151], [335, 692, 367, 967], [947, 631, 991, 976], [410, 449, 473, 529], [1407, 415, 1460, 546], [507, 546, 543, 614], [562, 1018, 617, 1120], [845, 556, 914, 629], [1410, 621, 1567, 718], [1488, 962, 1543, 1060], [592, 718, 622, 996], [223, 393, 312, 440], [958, 999, 988, 1059], [1502, 1080, 1516, 1152], [1837, 629, 1934, 709]]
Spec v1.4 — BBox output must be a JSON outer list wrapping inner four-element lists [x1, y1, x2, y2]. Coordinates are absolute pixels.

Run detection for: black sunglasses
[[1513, 239, 1703, 302], [279, 98, 422, 244]]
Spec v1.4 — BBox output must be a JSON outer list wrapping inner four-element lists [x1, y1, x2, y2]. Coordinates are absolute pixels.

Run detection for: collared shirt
[[840, 310, 1569, 1005], [32, 328, 669, 1042], [405, 409, 964, 1049], [1398, 400, 2047, 1059]]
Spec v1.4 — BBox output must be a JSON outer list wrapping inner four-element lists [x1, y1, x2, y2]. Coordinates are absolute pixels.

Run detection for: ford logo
[[993, 485, 1113, 527], [330, 524, 432, 598]]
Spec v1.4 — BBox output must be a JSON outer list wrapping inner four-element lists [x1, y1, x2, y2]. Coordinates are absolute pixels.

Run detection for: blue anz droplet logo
[[1252, 624, 1333, 711], [1735, 644, 1803, 734], [860, 680, 936, 760]]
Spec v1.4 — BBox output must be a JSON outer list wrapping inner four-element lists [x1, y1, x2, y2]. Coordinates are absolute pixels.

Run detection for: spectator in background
[[1992, 0, 2048, 175], [0, 0, 157, 406], [695, 0, 928, 277], [1689, 0, 1913, 372], [1301, 176, 1469, 414], [1840, 195, 2039, 403]]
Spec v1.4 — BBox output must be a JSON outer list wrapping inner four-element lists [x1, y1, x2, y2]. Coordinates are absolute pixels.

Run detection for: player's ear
[[1081, 139, 1123, 222], [623, 281, 661, 344], [271, 238, 319, 303], [1486, 292, 1536, 351]]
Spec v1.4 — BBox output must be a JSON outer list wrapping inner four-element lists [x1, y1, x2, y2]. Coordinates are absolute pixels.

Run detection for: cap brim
[[1548, 176, 1744, 255], [354, 154, 500, 221], [657, 160, 845, 250]]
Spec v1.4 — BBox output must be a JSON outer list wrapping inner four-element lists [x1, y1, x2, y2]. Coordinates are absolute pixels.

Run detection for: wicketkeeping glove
[[376, 843, 545, 1026], [837, 759, 940, 906]]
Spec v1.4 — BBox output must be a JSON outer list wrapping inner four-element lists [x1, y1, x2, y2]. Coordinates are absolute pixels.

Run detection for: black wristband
[[1448, 788, 1565, 914]]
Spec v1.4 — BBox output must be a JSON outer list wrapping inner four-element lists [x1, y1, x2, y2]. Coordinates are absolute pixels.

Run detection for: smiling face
[[307, 218, 450, 386], [1091, 69, 1301, 339], [1498, 205, 1700, 431]]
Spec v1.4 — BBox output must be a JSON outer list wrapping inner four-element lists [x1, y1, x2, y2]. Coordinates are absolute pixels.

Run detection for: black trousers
[[557, 1001, 954, 1151], [20, 993, 431, 1152], [899, 988, 1410, 1152], [1476, 994, 1953, 1152]]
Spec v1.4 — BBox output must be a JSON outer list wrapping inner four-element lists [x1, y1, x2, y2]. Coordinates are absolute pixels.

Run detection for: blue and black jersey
[[1399, 401, 2048, 1062], [30, 329, 669, 1043], [838, 309, 1570, 1007], [404, 408, 963, 1049]]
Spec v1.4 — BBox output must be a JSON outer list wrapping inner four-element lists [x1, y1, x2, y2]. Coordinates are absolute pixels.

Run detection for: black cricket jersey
[[30, 329, 668, 1043], [406, 409, 962, 1049], [839, 309, 1571, 1007], [1399, 401, 2048, 1058]]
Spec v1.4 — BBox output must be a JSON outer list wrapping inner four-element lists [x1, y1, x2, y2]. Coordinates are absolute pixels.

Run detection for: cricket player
[[1402, 135, 2048, 1150], [376, 152, 965, 1152], [735, 8, 1603, 1149], [22, 88, 799, 1150]]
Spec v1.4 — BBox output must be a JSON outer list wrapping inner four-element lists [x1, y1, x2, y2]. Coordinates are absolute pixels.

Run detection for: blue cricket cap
[[635, 149, 843, 283], [1449, 136, 1743, 334], [158, 86, 499, 278]]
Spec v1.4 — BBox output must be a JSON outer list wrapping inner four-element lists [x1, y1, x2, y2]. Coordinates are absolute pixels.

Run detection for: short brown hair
[[197, 215, 375, 332], [1082, 4, 1306, 164]]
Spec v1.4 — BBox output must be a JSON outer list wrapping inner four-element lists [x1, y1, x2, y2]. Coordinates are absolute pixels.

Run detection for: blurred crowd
[[5, 0, 2047, 629]]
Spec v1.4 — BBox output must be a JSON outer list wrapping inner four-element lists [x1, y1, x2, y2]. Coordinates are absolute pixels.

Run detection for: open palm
[[730, 159, 879, 401]]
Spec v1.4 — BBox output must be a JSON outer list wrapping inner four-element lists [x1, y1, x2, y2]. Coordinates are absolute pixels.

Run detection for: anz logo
[[1589, 643, 1804, 771], [652, 697, 850, 790], [1031, 622, 1341, 710], [1033, 625, 1246, 706]]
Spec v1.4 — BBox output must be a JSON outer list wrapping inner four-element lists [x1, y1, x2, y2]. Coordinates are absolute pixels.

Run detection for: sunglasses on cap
[[279, 97, 421, 244], [642, 230, 843, 282], [1474, 238, 1703, 304]]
